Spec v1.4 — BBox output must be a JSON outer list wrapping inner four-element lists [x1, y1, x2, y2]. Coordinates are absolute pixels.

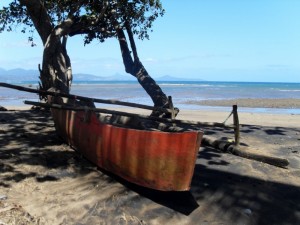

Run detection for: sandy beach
[[0, 103, 300, 224], [187, 98, 300, 109]]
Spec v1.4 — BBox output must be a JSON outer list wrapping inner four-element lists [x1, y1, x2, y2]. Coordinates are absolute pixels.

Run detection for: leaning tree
[[0, 0, 177, 117]]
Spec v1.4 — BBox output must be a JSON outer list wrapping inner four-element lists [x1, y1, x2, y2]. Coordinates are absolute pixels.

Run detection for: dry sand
[[0, 106, 300, 224]]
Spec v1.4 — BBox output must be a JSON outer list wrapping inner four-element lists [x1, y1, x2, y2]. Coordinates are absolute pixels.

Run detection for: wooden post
[[168, 96, 175, 119], [232, 105, 240, 146]]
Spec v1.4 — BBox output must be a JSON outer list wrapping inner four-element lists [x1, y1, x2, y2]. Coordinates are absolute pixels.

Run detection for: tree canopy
[[0, 0, 164, 46], [0, 1, 176, 117]]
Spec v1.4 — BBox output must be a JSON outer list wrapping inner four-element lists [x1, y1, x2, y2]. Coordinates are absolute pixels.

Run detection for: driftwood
[[202, 136, 289, 168]]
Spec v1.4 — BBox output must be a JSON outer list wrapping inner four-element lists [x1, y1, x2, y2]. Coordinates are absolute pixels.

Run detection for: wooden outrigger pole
[[0, 82, 173, 114], [23, 100, 228, 129], [0, 82, 228, 128], [0, 82, 290, 169], [0, 82, 203, 191]]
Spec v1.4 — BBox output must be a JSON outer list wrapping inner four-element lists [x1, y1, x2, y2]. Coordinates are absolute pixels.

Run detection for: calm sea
[[1, 80, 300, 114]]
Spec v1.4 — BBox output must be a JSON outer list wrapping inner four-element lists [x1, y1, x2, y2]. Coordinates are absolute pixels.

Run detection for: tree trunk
[[116, 26, 178, 118], [21, 0, 72, 96], [40, 34, 72, 94], [21, 0, 174, 111]]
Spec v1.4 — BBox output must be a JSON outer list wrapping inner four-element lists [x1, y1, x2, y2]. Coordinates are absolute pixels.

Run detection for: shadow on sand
[[0, 110, 299, 224]]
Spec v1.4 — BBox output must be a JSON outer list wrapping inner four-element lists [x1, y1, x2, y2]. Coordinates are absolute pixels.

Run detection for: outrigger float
[[0, 82, 203, 191]]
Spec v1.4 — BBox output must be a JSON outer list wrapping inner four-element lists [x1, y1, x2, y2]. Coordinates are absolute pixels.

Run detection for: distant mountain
[[0, 68, 39, 82], [155, 75, 178, 81], [156, 75, 204, 81], [74, 73, 106, 81], [0, 67, 203, 82], [74, 73, 136, 81], [0, 68, 136, 82]]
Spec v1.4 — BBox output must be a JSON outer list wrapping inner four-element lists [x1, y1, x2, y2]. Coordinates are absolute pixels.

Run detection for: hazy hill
[[0, 68, 39, 82], [0, 68, 203, 82], [155, 75, 203, 81], [74, 73, 136, 81]]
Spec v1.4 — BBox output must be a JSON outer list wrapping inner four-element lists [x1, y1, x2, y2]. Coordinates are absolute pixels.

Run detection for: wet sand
[[187, 98, 300, 109], [0, 107, 300, 224]]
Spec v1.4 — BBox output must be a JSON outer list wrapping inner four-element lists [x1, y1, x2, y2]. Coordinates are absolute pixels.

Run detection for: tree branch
[[68, 2, 109, 37], [116, 28, 135, 74], [125, 21, 139, 62], [94, 0, 109, 25], [20, 0, 53, 45]]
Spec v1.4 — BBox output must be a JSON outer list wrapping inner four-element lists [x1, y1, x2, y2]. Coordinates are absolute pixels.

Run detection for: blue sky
[[0, 0, 299, 82]]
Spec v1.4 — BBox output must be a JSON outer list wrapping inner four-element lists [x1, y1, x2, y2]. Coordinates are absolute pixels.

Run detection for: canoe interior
[[50, 107, 203, 191]]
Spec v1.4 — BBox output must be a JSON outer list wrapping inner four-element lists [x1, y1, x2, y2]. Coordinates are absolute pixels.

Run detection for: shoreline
[[186, 98, 300, 109], [3, 105, 300, 128], [114, 107, 300, 128], [1, 97, 300, 113]]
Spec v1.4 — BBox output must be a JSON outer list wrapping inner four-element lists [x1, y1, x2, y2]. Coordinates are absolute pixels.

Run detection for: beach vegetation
[[0, 0, 175, 117]]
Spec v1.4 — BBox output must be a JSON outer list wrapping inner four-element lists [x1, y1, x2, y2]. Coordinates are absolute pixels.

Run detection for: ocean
[[0, 80, 300, 114]]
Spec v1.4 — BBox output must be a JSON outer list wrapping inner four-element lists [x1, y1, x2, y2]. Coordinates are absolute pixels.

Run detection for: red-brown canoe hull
[[51, 109, 203, 191]]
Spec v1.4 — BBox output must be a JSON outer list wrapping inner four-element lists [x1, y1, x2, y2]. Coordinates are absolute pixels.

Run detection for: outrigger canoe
[[0, 83, 203, 191], [50, 104, 202, 191]]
